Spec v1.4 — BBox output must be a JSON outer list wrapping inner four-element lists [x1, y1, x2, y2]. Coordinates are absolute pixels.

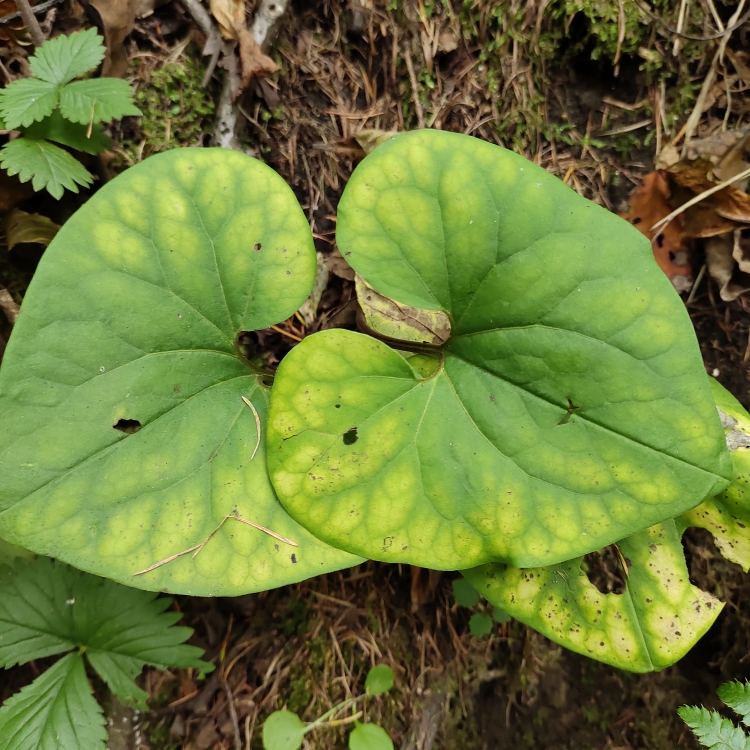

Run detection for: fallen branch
[[211, 0, 291, 150], [13, 0, 44, 46], [0, 287, 20, 325]]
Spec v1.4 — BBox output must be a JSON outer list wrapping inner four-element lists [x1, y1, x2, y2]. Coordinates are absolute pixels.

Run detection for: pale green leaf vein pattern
[[268, 130, 731, 570], [0, 148, 360, 595]]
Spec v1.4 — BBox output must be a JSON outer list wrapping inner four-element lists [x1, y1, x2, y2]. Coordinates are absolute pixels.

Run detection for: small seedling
[[0, 28, 140, 198], [679, 679, 750, 749], [452, 577, 513, 638], [262, 664, 395, 750], [0, 556, 211, 749]]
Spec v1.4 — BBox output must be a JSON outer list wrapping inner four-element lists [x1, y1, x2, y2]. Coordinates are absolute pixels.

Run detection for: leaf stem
[[305, 693, 368, 733], [13, 0, 44, 47]]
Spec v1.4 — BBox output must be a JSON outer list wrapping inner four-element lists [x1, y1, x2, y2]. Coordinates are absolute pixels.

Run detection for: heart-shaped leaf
[[464, 518, 723, 673], [267, 130, 731, 570], [463, 379, 750, 673], [0, 148, 361, 595], [682, 379, 750, 571]]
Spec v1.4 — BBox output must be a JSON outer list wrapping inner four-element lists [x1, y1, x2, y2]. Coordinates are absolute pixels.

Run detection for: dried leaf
[[209, 0, 245, 40], [5, 208, 60, 251], [621, 171, 692, 292], [355, 274, 451, 345], [354, 129, 398, 155], [86, 0, 138, 78], [237, 27, 279, 93], [666, 158, 750, 235], [325, 248, 355, 281], [705, 234, 750, 302]]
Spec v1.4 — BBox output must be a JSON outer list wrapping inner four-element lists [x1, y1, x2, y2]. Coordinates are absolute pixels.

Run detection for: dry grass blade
[[133, 512, 296, 576], [232, 516, 298, 546], [241, 395, 262, 461]]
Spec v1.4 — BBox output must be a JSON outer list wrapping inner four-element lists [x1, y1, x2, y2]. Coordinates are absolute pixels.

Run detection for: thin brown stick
[[404, 43, 425, 129], [269, 324, 302, 342], [13, 0, 44, 46], [241, 395, 262, 461]]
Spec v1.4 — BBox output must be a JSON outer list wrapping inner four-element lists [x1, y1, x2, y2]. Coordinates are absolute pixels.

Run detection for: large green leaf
[[267, 130, 731, 570], [0, 148, 361, 595], [0, 652, 107, 750], [465, 519, 723, 672], [682, 379, 750, 571], [462, 379, 750, 673]]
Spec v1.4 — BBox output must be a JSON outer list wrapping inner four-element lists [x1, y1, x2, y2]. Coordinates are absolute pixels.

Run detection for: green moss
[[120, 53, 215, 163]]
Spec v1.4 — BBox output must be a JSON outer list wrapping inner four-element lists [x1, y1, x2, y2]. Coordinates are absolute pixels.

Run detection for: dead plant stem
[[13, 0, 43, 46]]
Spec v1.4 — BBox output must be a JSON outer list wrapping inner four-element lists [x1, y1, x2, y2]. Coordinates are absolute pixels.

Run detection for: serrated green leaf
[[0, 652, 107, 750], [464, 518, 723, 672], [349, 722, 394, 750], [0, 557, 211, 685], [0, 137, 93, 199], [268, 130, 731, 571], [0, 77, 58, 129], [719, 682, 750, 726], [85, 650, 150, 710], [30, 28, 105, 86], [0, 148, 361, 595], [452, 577, 480, 608], [365, 664, 394, 695], [469, 612, 493, 638], [59, 78, 142, 125], [678, 706, 750, 749], [262, 710, 306, 750], [25, 110, 110, 155]]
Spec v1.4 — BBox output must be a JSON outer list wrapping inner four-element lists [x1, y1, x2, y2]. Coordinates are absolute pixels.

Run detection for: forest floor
[[2, 0, 750, 748]]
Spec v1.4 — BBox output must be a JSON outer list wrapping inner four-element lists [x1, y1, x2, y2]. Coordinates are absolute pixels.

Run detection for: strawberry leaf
[[59, 78, 141, 125], [0, 138, 93, 199], [29, 28, 105, 86]]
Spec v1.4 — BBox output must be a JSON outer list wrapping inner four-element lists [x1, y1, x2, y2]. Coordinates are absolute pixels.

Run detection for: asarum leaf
[[462, 380, 750, 673], [0, 149, 361, 595], [464, 519, 723, 673], [267, 130, 732, 570], [681, 379, 750, 571]]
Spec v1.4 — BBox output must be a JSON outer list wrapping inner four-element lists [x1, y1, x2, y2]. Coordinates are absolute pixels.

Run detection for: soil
[[2, 1, 750, 748]]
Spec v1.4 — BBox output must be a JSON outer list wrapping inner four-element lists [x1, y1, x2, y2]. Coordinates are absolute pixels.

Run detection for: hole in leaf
[[343, 427, 358, 445], [113, 418, 142, 435], [583, 545, 627, 595], [254, 243, 262, 251], [681, 527, 741, 598]]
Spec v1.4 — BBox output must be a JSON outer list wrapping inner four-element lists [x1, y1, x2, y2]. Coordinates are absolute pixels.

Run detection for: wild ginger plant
[[0, 130, 746, 677]]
